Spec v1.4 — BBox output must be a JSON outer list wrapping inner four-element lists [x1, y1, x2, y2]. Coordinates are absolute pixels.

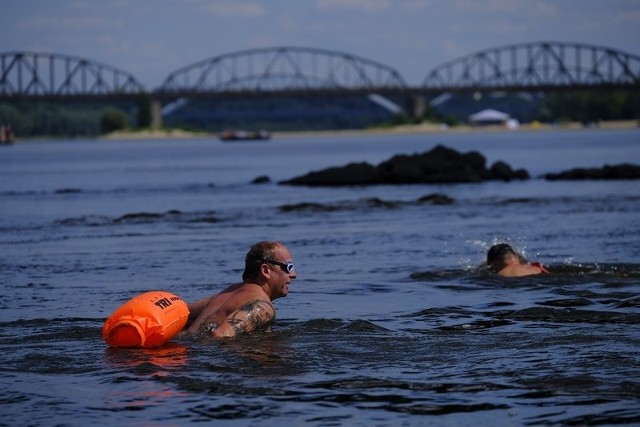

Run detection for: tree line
[[537, 90, 640, 123], [0, 94, 152, 138], [0, 90, 638, 138]]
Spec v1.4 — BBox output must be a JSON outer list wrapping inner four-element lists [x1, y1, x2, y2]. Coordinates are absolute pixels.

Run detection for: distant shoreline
[[101, 120, 638, 140], [9, 119, 636, 142], [275, 120, 639, 139]]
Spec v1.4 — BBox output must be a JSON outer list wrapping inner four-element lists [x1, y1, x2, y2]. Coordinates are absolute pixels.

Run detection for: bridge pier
[[150, 99, 162, 128], [405, 94, 427, 120]]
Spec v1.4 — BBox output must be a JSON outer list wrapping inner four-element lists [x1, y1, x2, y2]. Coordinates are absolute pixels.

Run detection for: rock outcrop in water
[[544, 163, 640, 180], [280, 144, 529, 186]]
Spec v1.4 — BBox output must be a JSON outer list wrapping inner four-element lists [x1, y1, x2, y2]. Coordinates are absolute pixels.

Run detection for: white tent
[[468, 109, 510, 124]]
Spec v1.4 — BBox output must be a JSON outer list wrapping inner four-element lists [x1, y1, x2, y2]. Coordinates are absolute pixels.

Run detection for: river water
[[1, 128, 639, 426]]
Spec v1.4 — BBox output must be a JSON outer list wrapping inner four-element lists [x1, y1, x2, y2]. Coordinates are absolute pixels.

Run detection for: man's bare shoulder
[[225, 282, 270, 305], [498, 263, 545, 277]]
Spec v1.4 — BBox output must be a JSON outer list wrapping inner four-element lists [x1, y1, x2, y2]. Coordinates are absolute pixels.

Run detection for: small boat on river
[[1, 123, 16, 145], [219, 129, 270, 142]]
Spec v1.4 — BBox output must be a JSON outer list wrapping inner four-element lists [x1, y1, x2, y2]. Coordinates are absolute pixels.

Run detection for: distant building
[[468, 108, 520, 129], [468, 109, 510, 125]]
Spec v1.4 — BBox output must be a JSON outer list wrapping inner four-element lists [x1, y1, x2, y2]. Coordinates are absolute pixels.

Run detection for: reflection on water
[[105, 343, 190, 369], [0, 130, 639, 425]]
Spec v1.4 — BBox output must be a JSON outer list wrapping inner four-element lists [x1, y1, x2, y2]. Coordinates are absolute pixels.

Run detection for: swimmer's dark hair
[[487, 243, 527, 264], [242, 241, 283, 282]]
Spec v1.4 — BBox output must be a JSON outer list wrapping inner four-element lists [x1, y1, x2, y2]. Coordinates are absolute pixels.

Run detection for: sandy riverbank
[[102, 128, 212, 140], [275, 119, 638, 138], [101, 120, 638, 140]]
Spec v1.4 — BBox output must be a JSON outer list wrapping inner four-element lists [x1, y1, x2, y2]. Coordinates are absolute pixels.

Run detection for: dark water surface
[[1, 129, 639, 426]]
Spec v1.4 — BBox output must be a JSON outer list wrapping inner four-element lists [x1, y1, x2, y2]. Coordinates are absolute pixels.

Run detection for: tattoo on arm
[[223, 300, 275, 337]]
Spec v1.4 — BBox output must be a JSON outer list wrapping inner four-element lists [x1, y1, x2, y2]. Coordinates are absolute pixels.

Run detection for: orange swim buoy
[[102, 291, 190, 348]]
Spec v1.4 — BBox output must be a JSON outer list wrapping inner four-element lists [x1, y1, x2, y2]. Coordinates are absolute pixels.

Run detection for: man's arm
[[213, 300, 275, 339], [185, 296, 212, 327]]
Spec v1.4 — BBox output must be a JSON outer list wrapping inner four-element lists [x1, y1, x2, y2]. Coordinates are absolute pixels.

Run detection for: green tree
[[100, 108, 129, 134], [0, 104, 30, 136], [538, 90, 640, 122]]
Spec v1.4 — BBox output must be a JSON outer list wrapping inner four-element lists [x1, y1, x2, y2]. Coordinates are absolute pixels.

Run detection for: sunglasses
[[264, 257, 295, 273]]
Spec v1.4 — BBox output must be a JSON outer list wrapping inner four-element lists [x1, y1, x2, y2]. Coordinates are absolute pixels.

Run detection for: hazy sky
[[2, 0, 639, 88]]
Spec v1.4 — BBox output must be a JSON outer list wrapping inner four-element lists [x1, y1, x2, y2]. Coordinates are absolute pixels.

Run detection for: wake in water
[[411, 262, 640, 281], [407, 263, 640, 335], [2, 304, 638, 425]]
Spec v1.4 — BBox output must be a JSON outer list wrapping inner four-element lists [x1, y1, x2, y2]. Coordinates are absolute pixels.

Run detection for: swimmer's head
[[243, 241, 285, 282], [487, 243, 527, 271], [487, 243, 515, 264]]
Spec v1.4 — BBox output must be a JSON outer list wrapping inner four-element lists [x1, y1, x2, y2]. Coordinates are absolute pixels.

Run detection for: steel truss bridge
[[0, 51, 144, 100], [1, 42, 639, 120]]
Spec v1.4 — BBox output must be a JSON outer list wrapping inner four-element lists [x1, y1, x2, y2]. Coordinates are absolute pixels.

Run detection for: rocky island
[[280, 144, 529, 186]]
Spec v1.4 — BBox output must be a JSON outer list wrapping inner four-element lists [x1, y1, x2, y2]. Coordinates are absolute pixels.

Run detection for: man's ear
[[260, 263, 271, 278]]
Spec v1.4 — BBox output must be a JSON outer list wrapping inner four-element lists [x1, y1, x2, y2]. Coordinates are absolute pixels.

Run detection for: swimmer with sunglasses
[[185, 241, 297, 339]]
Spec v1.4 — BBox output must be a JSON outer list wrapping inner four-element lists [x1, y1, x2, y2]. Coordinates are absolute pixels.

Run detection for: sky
[[2, 0, 639, 89]]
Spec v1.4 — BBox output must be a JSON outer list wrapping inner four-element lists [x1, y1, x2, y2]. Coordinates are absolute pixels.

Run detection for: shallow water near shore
[[1, 128, 639, 426]]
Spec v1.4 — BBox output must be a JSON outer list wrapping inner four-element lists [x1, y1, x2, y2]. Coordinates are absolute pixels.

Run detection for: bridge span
[[1, 42, 639, 125]]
